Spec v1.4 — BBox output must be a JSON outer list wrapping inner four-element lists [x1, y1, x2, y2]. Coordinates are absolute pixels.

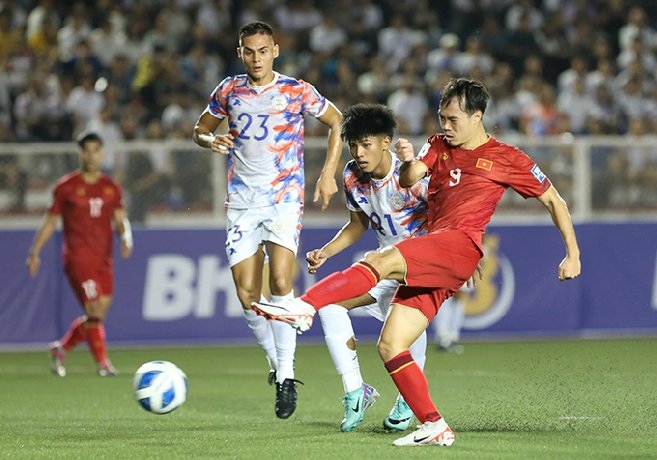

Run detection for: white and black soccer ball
[[133, 361, 188, 414]]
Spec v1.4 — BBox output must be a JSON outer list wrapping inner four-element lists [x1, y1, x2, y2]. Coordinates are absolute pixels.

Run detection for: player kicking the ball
[[27, 132, 133, 377], [253, 78, 581, 446]]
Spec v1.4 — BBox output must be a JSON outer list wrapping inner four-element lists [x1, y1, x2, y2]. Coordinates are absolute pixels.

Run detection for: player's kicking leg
[[318, 304, 379, 431]]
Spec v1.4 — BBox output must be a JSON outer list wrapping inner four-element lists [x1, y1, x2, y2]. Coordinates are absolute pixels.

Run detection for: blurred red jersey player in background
[[27, 132, 133, 377]]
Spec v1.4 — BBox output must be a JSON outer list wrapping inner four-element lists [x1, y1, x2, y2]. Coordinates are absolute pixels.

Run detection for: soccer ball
[[133, 361, 188, 414]]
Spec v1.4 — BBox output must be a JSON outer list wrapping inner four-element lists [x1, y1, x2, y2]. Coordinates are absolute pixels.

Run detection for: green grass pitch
[[1, 338, 656, 459]]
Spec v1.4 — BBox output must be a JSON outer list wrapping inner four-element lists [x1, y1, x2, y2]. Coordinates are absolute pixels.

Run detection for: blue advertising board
[[1, 223, 656, 346]]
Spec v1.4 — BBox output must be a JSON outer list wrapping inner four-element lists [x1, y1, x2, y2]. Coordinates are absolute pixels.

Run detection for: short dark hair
[[239, 21, 274, 44], [341, 103, 397, 142], [440, 78, 489, 116], [76, 131, 103, 148]]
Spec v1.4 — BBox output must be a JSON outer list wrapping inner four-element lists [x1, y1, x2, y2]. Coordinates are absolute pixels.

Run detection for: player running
[[27, 132, 133, 377], [253, 78, 581, 446], [193, 21, 343, 419]]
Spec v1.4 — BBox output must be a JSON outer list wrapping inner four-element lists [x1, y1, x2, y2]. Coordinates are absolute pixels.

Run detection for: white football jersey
[[343, 152, 429, 248], [207, 72, 328, 208]]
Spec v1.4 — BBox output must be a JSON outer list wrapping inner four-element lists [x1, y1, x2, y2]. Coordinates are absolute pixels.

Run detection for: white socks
[[319, 304, 363, 393], [433, 297, 465, 347], [270, 291, 297, 383], [243, 296, 278, 372]]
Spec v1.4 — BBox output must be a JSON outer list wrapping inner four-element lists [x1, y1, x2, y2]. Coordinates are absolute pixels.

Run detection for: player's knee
[[362, 250, 393, 278], [85, 301, 107, 320], [376, 337, 398, 362], [268, 276, 292, 296]]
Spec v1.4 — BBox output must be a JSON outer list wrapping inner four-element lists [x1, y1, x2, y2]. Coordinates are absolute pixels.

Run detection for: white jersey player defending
[[193, 22, 343, 419], [307, 103, 446, 432]]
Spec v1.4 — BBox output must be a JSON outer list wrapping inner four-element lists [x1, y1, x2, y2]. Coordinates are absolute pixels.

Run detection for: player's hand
[[212, 133, 234, 155], [467, 260, 485, 288], [121, 241, 133, 259], [27, 253, 40, 278], [200, 133, 233, 155], [306, 249, 329, 274], [394, 138, 415, 162], [314, 172, 338, 211], [558, 255, 581, 281]]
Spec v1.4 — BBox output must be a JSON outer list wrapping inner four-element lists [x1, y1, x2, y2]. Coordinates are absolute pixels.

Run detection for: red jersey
[[49, 172, 124, 265], [418, 134, 551, 252]]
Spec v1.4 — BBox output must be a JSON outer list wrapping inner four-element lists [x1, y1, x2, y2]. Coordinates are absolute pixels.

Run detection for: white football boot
[[392, 418, 455, 447], [251, 298, 315, 333]]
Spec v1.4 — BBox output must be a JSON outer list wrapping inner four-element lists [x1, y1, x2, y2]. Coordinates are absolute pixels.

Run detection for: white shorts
[[225, 202, 303, 267], [362, 279, 399, 322]]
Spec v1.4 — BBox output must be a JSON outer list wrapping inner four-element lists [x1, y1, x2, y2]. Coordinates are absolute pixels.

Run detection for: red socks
[[385, 350, 441, 423], [85, 318, 108, 364], [301, 262, 380, 310], [60, 316, 87, 351]]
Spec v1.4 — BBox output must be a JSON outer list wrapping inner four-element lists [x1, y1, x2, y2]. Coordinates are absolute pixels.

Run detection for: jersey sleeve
[[343, 162, 363, 212], [417, 136, 439, 175], [48, 183, 64, 215], [114, 183, 125, 210], [300, 80, 328, 118], [206, 77, 232, 119], [505, 148, 552, 199]]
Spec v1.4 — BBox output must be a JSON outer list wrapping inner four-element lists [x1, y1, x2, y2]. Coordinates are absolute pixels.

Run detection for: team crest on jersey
[[476, 158, 493, 171], [76, 187, 85, 196], [271, 95, 287, 111], [531, 164, 546, 183], [441, 152, 449, 161], [103, 186, 114, 197], [390, 191, 404, 211]]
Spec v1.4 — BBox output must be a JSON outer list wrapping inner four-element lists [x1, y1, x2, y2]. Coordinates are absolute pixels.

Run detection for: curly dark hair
[[341, 103, 397, 142]]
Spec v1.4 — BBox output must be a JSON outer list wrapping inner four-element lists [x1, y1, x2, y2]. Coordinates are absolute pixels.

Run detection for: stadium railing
[[0, 135, 655, 228]]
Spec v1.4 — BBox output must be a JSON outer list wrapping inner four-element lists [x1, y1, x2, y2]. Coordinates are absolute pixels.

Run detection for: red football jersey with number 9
[[49, 172, 124, 265], [418, 134, 551, 252]]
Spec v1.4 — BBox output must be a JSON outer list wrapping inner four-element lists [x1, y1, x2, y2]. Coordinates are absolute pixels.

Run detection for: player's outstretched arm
[[314, 102, 344, 210], [396, 138, 428, 188], [26, 213, 59, 277], [113, 208, 133, 259], [193, 111, 231, 154], [537, 186, 581, 281], [306, 211, 369, 274]]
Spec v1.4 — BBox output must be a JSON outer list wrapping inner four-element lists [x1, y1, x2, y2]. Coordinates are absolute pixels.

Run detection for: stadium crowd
[[0, 0, 656, 216]]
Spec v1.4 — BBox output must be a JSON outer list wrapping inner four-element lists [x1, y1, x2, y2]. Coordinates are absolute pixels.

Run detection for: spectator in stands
[[57, 4, 90, 62], [310, 15, 347, 55], [65, 73, 105, 135], [387, 76, 429, 136], [427, 33, 461, 78], [557, 78, 596, 134]]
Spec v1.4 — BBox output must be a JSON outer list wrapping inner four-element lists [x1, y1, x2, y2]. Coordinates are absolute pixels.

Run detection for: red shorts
[[64, 261, 114, 305], [393, 229, 481, 322]]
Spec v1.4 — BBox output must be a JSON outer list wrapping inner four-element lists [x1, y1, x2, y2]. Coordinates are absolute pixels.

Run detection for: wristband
[[121, 218, 133, 248], [198, 133, 215, 145]]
